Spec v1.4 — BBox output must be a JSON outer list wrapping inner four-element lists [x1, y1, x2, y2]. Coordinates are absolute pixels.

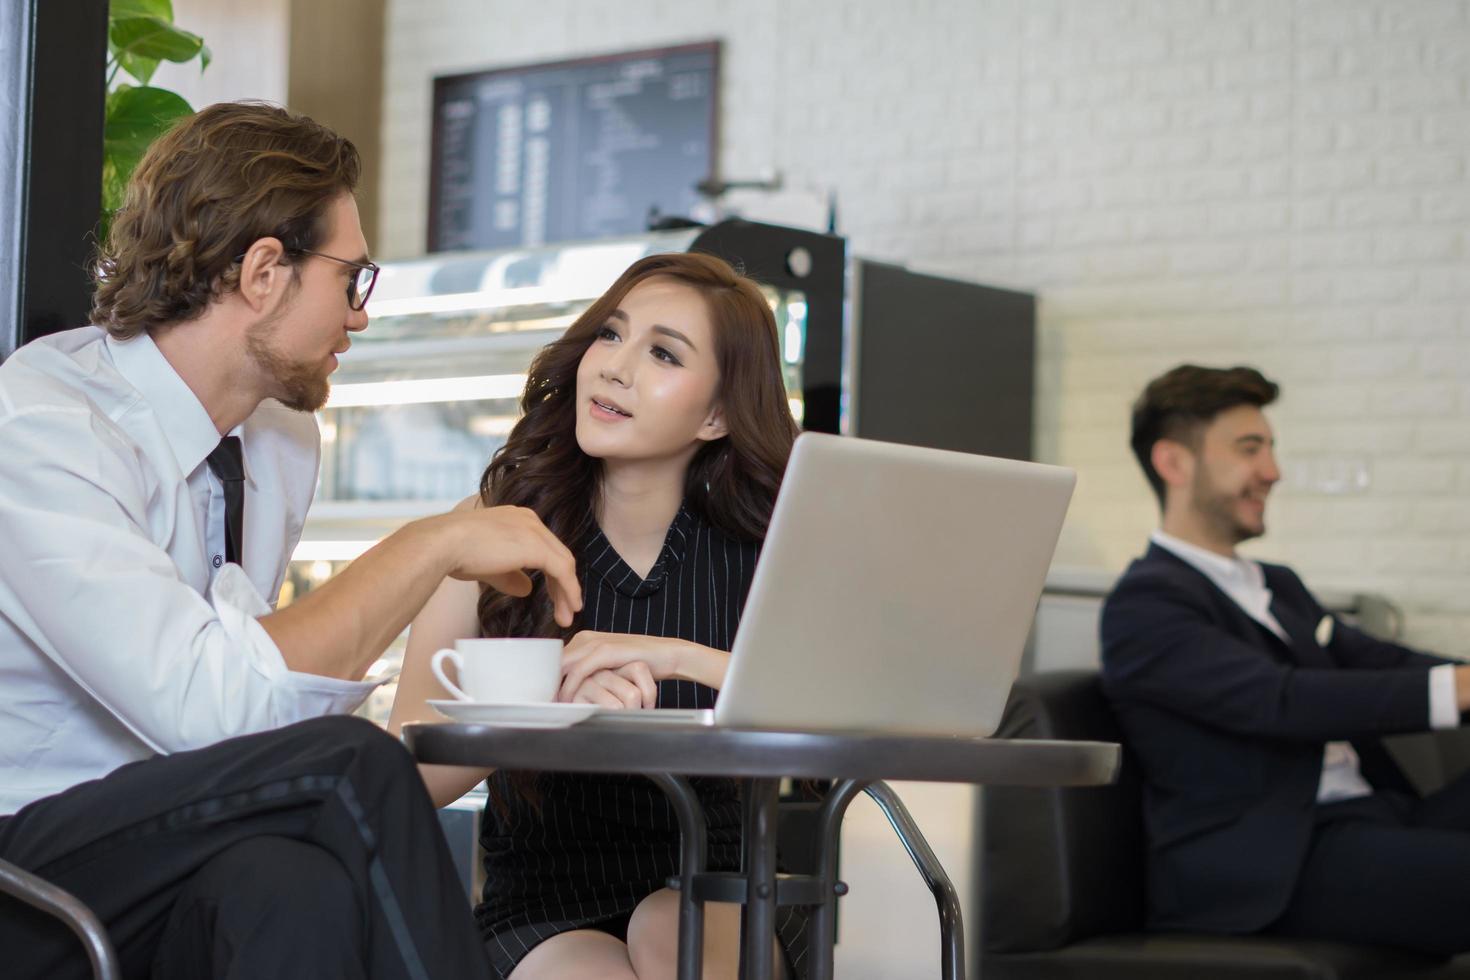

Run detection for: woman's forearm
[[673, 640, 731, 690]]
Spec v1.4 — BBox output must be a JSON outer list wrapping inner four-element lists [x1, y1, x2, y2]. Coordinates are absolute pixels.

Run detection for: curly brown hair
[[91, 101, 360, 339], [477, 251, 800, 641]]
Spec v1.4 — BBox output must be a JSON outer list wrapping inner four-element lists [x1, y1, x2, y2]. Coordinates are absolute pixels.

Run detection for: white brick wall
[[379, 0, 1470, 661]]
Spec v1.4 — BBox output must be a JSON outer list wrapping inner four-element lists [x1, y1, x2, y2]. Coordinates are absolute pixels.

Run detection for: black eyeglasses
[[289, 249, 381, 311]]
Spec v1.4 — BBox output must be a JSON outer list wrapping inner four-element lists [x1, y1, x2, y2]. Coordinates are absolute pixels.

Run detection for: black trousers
[[1270, 768, 1470, 956], [0, 715, 490, 980]]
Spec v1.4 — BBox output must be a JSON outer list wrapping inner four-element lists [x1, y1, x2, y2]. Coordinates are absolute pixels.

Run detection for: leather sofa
[[979, 669, 1470, 979]]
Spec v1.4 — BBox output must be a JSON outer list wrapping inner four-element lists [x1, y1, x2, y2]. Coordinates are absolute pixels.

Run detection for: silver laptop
[[589, 432, 1075, 737]]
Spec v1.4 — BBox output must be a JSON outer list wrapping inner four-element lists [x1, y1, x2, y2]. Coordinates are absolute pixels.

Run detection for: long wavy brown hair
[[476, 251, 799, 641]]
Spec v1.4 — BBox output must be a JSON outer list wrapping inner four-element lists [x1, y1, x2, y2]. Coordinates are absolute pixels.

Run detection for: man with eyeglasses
[[0, 103, 581, 978]]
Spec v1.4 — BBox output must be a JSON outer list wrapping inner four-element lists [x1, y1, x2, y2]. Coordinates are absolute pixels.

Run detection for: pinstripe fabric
[[476, 505, 809, 976]]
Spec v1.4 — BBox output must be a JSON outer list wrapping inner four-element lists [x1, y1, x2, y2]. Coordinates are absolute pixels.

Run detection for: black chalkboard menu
[[428, 42, 719, 252]]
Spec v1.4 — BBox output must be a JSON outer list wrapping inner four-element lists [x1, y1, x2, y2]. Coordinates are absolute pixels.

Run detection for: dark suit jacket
[[1099, 542, 1451, 934]]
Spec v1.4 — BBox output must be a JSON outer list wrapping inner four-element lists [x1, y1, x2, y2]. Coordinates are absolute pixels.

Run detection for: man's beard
[[245, 313, 331, 413], [1192, 469, 1263, 546]]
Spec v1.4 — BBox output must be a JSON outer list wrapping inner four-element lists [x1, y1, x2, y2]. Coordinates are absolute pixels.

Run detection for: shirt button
[[212, 555, 223, 568]]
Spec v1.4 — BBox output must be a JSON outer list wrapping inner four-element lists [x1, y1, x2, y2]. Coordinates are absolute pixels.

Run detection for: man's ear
[[696, 403, 729, 442], [236, 237, 288, 312], [1151, 438, 1195, 490]]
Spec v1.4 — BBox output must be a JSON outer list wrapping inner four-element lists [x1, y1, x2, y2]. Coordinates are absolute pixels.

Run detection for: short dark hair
[[92, 101, 360, 340], [1130, 364, 1279, 505]]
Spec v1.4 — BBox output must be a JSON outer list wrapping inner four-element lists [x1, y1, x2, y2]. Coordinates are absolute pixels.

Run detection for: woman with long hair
[[388, 251, 805, 979]]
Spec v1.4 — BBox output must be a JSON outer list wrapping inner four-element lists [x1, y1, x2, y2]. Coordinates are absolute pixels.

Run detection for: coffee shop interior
[[10, 1, 1470, 977]]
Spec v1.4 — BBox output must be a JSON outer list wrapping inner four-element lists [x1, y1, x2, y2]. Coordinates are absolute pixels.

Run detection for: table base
[[652, 775, 965, 980]]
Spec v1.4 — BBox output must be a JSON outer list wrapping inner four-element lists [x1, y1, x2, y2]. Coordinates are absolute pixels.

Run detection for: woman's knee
[[510, 929, 639, 980], [627, 890, 787, 980], [626, 888, 680, 973], [627, 890, 749, 979]]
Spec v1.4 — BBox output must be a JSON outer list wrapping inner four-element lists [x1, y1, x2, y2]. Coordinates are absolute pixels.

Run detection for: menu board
[[428, 42, 719, 252]]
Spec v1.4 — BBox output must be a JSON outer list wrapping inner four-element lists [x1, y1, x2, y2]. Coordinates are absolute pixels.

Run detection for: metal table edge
[[401, 723, 1120, 788]]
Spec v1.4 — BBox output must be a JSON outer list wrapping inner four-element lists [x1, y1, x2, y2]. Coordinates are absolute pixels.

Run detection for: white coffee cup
[[430, 638, 563, 704]]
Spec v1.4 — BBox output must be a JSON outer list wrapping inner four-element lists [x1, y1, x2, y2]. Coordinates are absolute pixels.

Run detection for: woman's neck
[[597, 459, 688, 579]]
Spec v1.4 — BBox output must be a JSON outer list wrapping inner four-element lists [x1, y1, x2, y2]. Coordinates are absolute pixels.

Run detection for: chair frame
[[0, 856, 120, 980], [863, 781, 966, 980], [811, 779, 966, 980]]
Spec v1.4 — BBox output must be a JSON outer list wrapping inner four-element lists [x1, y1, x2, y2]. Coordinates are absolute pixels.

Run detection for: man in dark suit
[[1101, 363, 1470, 955]]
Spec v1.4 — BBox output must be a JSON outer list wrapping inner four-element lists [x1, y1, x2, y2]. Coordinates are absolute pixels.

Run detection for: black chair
[[980, 669, 1470, 979], [0, 857, 120, 980]]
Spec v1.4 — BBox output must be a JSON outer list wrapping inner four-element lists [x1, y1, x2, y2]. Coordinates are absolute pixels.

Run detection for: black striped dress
[[476, 504, 810, 976]]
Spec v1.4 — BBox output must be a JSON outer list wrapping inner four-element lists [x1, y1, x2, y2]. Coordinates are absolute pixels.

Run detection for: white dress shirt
[[0, 327, 378, 816], [1150, 530, 1457, 804]]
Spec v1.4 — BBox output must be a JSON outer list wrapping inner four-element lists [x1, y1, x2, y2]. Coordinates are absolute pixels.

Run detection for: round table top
[[402, 721, 1119, 787]]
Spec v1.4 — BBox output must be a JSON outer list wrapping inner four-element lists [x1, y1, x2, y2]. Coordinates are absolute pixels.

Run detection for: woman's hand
[[565, 664, 658, 708], [559, 631, 730, 701]]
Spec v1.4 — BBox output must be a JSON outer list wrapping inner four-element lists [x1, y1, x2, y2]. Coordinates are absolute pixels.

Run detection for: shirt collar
[[106, 332, 252, 485], [1150, 528, 1264, 590], [662, 504, 694, 566], [581, 505, 697, 598]]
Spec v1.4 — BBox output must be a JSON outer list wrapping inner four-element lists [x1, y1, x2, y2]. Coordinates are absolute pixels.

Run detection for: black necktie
[[205, 436, 245, 566]]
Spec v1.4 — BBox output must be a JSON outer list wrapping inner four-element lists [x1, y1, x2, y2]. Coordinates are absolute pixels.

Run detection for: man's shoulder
[[1110, 545, 1204, 599], [0, 333, 155, 513], [6, 324, 108, 358], [1101, 547, 1233, 675], [0, 327, 118, 420], [1102, 546, 1228, 636], [0, 329, 140, 461]]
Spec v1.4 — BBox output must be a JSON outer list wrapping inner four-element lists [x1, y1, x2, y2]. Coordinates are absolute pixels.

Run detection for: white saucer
[[428, 700, 598, 728]]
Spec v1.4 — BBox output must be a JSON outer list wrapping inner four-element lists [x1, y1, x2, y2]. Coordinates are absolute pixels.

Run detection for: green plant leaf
[[114, 44, 161, 85], [199, 44, 212, 72], [102, 86, 193, 213], [110, 16, 203, 64], [110, 0, 174, 20]]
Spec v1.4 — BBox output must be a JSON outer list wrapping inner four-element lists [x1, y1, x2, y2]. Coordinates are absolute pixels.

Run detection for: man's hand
[[435, 505, 582, 628]]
